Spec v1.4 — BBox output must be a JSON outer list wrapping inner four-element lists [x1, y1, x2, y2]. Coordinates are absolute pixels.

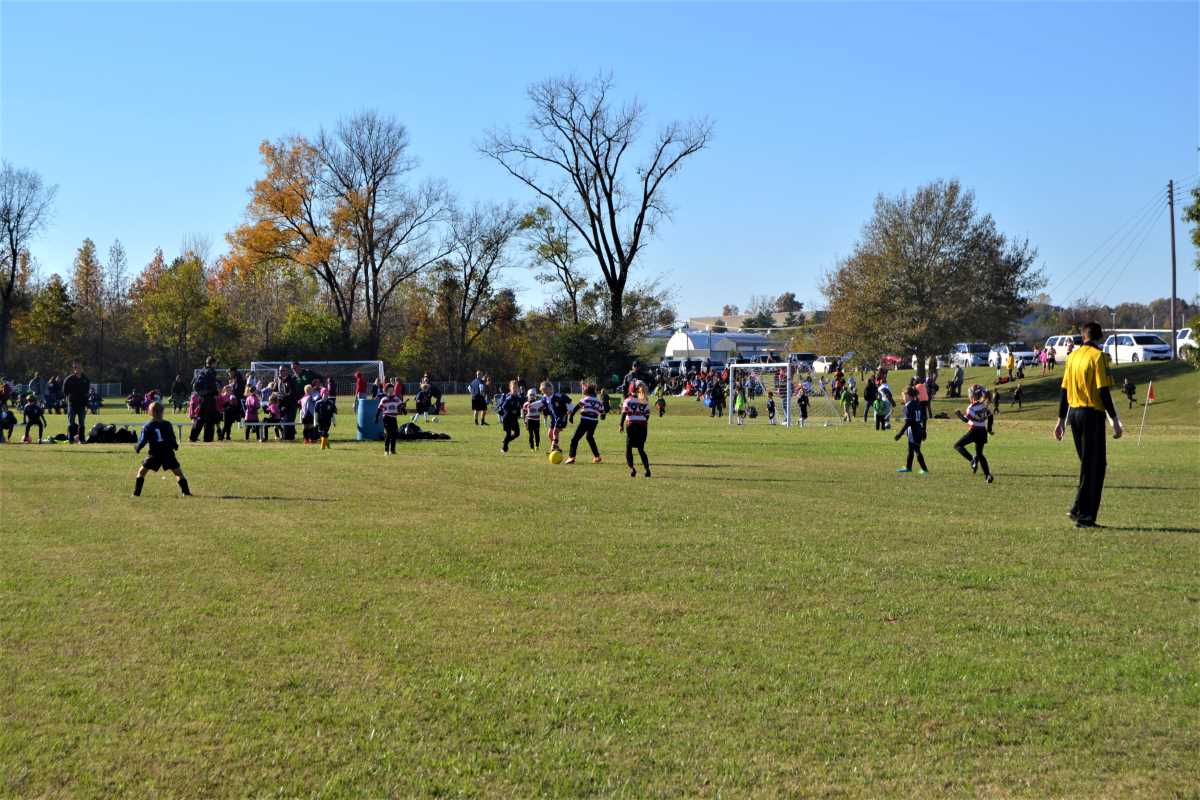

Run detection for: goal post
[[727, 361, 796, 427]]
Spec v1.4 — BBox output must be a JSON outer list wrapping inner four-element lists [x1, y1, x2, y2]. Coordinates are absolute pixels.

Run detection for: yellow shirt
[[1061, 343, 1113, 410]]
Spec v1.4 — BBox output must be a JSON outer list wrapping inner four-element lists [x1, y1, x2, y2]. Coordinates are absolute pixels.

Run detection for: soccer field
[[3, 364, 1198, 798]]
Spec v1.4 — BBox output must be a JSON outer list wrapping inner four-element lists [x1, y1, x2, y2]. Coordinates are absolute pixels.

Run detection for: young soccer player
[[0, 403, 15, 443], [893, 385, 928, 474], [619, 380, 652, 478], [734, 386, 747, 426], [1012, 382, 1024, 410], [655, 385, 667, 418], [315, 390, 337, 449], [766, 390, 777, 425], [873, 392, 891, 431], [22, 394, 46, 443], [1122, 377, 1137, 409], [566, 383, 604, 464], [954, 387, 994, 483], [412, 381, 433, 424], [601, 387, 613, 417], [540, 380, 572, 452], [133, 402, 191, 497], [499, 380, 523, 453], [299, 382, 320, 443], [220, 384, 242, 441], [243, 385, 262, 441], [375, 384, 402, 455], [796, 386, 810, 428], [522, 388, 542, 450]]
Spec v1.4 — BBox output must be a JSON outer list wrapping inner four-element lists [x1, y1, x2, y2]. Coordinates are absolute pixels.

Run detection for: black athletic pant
[[954, 427, 990, 477], [1068, 407, 1107, 524], [526, 419, 540, 449], [281, 402, 298, 440], [189, 396, 217, 442], [501, 414, 521, 451], [906, 438, 928, 471], [245, 422, 261, 441], [625, 424, 649, 472], [67, 402, 87, 442], [24, 421, 43, 441], [569, 418, 600, 458], [383, 416, 399, 453]]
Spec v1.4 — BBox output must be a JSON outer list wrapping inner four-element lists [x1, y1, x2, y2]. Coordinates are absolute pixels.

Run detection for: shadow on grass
[[656, 462, 732, 469], [213, 495, 340, 502], [1106, 525, 1200, 534]]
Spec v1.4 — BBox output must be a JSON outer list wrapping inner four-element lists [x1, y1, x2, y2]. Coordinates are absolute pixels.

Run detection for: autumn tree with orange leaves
[[227, 112, 451, 357]]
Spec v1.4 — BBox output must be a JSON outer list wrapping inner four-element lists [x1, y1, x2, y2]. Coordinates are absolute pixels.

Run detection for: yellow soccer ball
[[548, 449, 564, 465]]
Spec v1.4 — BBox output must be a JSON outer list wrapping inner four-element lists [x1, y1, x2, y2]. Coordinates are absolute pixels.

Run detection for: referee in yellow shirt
[[1054, 321, 1123, 528]]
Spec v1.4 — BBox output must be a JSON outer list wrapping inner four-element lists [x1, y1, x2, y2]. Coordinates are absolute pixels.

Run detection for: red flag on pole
[[1147, 381, 1156, 403]]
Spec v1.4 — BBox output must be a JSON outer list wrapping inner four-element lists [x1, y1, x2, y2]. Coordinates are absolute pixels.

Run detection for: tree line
[[0, 75, 704, 388]]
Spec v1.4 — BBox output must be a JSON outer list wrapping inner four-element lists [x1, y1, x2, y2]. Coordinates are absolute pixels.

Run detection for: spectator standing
[[63, 362, 91, 444], [468, 371, 488, 425], [189, 355, 221, 442]]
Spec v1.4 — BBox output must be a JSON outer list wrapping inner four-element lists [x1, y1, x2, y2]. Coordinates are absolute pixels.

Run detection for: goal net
[[248, 361, 385, 396], [727, 362, 798, 426]]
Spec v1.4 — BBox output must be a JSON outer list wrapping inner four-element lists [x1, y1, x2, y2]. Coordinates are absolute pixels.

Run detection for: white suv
[[1103, 333, 1172, 363], [988, 342, 1037, 369], [1044, 334, 1083, 362], [1177, 328, 1197, 354]]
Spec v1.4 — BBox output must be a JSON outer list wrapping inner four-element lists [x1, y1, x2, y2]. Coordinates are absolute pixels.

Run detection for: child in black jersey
[[133, 402, 191, 496], [22, 394, 46, 443], [375, 385, 402, 455], [498, 380, 523, 453], [894, 385, 928, 474]]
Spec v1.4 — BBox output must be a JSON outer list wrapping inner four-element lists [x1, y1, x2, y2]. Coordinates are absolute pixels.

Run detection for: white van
[[1102, 333, 1172, 363]]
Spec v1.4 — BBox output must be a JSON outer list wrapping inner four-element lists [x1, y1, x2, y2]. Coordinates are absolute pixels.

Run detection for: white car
[[812, 356, 840, 374], [1044, 334, 1083, 363], [988, 342, 1037, 369], [951, 342, 990, 367], [1103, 333, 1172, 363], [1177, 328, 1197, 354]]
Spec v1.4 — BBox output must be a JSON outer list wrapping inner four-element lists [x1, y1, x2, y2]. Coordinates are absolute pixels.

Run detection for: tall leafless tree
[[0, 162, 57, 371], [316, 111, 452, 357], [435, 203, 521, 377], [481, 75, 711, 334]]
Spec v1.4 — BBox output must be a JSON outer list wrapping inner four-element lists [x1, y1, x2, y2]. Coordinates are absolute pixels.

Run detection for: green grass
[[2, 362, 1198, 798]]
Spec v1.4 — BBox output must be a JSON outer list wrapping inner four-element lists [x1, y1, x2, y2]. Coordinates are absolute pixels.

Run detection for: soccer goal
[[727, 361, 799, 426], [247, 361, 385, 395]]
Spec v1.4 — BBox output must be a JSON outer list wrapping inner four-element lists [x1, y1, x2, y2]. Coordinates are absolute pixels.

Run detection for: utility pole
[[1168, 180, 1179, 359]]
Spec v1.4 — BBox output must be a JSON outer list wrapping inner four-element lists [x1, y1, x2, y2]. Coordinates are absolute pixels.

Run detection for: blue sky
[[3, 1, 1197, 319]]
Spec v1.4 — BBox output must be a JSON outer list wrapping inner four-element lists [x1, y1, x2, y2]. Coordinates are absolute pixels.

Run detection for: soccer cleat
[[917, 469, 928, 475], [564, 457, 575, 464], [1067, 511, 1079, 521], [985, 474, 994, 483], [592, 456, 602, 464], [970, 458, 978, 474], [644, 469, 651, 478], [629, 467, 637, 477], [896, 468, 911, 473]]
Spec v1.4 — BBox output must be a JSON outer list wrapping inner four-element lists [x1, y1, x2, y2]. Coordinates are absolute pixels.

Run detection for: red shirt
[[354, 373, 367, 396]]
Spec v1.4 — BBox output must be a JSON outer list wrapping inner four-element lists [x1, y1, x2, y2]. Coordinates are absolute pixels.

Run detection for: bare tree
[[316, 111, 452, 357], [435, 203, 521, 377], [519, 206, 588, 324], [0, 161, 57, 371], [481, 74, 711, 334]]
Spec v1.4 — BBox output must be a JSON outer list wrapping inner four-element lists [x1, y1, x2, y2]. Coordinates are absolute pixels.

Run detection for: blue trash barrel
[[356, 397, 383, 441]]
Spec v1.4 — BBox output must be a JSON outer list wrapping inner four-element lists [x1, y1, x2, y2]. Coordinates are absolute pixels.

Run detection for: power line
[[1046, 187, 1168, 301], [1072, 197, 1166, 307], [1055, 194, 1167, 305], [1099, 202, 1166, 305]]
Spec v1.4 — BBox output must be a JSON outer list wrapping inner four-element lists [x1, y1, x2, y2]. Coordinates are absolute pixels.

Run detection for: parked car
[[878, 354, 904, 370], [1044, 334, 1083, 362], [951, 342, 990, 367], [988, 342, 1037, 369], [1103, 333, 1172, 363], [789, 352, 817, 370], [1177, 328, 1197, 354], [812, 356, 840, 374]]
